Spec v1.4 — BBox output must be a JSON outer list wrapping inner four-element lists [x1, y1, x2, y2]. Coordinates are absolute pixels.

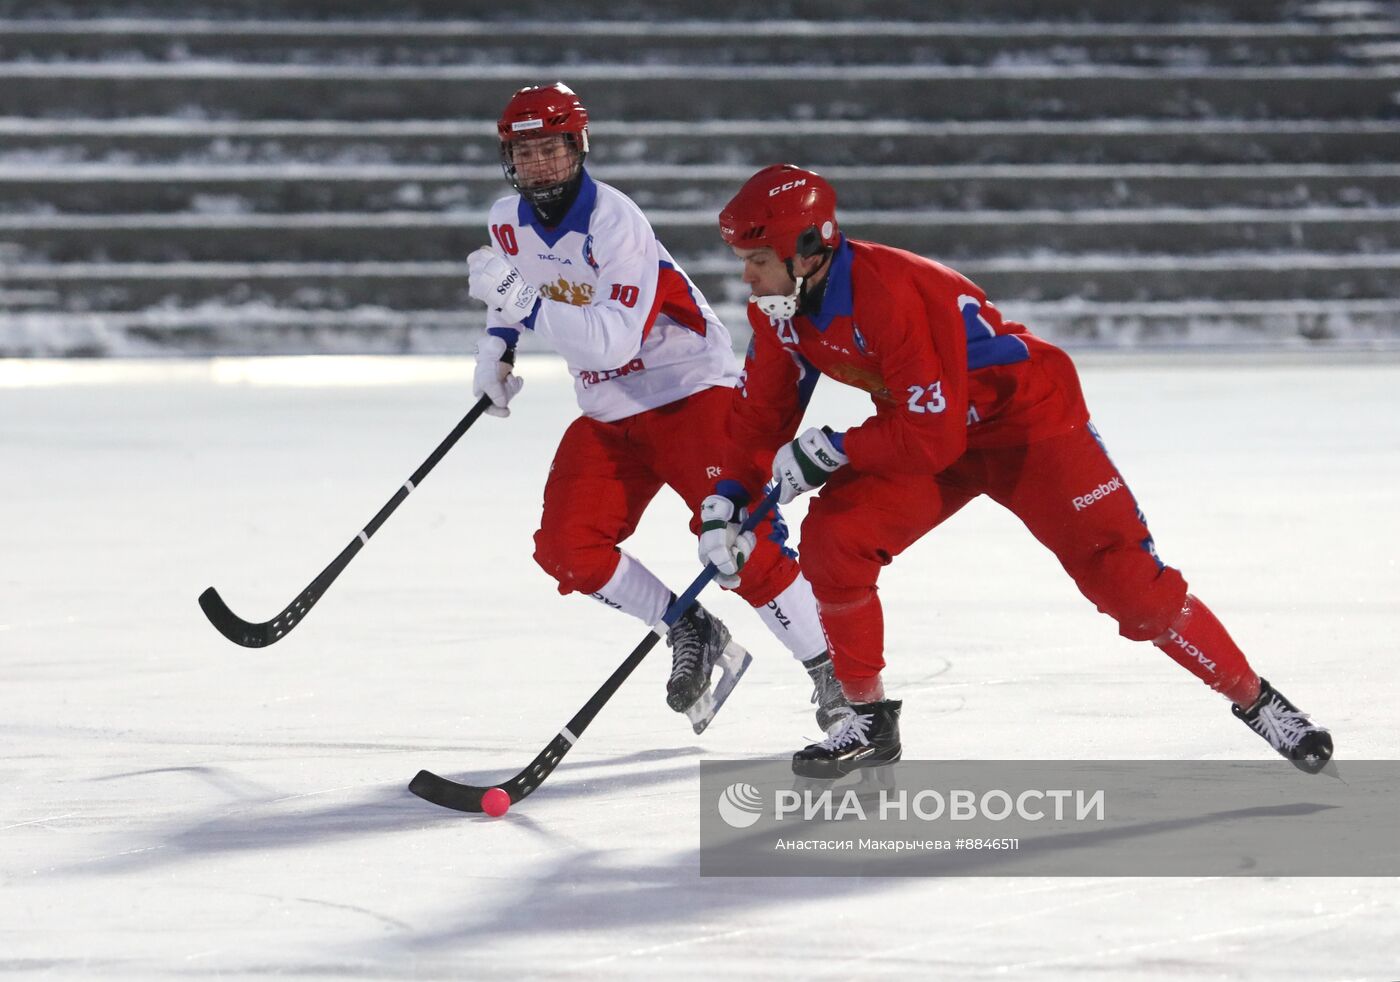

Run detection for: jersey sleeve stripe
[[656, 260, 709, 337], [960, 297, 1030, 371]]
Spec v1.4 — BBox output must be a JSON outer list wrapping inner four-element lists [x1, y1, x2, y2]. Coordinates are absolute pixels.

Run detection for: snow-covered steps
[[5, 209, 1399, 264], [0, 0, 1348, 24], [5, 254, 1399, 314], [5, 298, 1399, 359], [1, 20, 1393, 68], [3, 119, 1397, 168], [3, 162, 1399, 215], [0, 64, 1396, 123], [0, 1, 1396, 355]]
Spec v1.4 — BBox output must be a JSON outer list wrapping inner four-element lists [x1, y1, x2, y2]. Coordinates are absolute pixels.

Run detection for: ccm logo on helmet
[[768, 179, 807, 196]]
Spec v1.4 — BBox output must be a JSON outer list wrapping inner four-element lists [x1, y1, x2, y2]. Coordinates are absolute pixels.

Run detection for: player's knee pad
[[812, 583, 878, 611], [799, 524, 890, 597], [1076, 547, 1188, 642], [531, 527, 617, 597]]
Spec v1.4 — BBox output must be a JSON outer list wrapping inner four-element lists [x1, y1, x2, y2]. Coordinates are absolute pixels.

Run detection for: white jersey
[[483, 171, 738, 422]]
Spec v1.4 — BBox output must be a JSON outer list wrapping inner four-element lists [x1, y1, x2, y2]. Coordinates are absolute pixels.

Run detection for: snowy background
[[3, 353, 1396, 978], [2, 3, 1399, 355]]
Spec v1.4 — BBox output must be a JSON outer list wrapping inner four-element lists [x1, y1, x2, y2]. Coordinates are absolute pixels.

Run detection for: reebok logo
[[1166, 628, 1217, 674], [1072, 477, 1123, 511]]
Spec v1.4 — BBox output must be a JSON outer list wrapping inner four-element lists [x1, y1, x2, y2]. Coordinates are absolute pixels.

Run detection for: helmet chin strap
[[752, 247, 833, 318], [751, 275, 804, 319]]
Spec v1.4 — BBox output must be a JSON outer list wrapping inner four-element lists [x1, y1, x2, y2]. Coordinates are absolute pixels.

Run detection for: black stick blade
[[408, 770, 489, 812], [198, 585, 319, 648], [199, 541, 355, 648], [409, 733, 573, 813], [198, 586, 277, 647]]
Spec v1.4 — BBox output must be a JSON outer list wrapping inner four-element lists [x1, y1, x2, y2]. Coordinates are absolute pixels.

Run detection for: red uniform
[[720, 237, 1257, 703], [534, 381, 800, 605], [535, 384, 799, 609]]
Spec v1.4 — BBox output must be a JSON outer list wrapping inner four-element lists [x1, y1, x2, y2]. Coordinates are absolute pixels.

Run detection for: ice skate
[[802, 652, 852, 732], [1232, 677, 1333, 774], [792, 699, 903, 779], [666, 602, 752, 734]]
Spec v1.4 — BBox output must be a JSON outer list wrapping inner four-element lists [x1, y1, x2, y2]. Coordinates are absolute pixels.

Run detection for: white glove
[[467, 246, 540, 320], [473, 334, 523, 418], [772, 426, 848, 504], [698, 494, 756, 589]]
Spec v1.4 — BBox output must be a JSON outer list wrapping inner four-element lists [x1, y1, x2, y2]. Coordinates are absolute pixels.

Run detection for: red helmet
[[496, 82, 589, 145], [718, 164, 839, 262], [497, 83, 590, 209]]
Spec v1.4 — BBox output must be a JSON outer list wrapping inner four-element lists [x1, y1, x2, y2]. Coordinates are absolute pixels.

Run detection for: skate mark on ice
[[288, 895, 413, 933], [91, 765, 276, 801], [1, 813, 75, 832]]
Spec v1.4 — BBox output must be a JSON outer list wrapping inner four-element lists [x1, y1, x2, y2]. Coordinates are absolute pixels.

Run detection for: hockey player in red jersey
[[698, 163, 1333, 776], [465, 86, 848, 732]]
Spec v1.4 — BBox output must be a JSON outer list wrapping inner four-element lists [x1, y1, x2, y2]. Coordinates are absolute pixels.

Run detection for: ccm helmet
[[720, 165, 840, 318], [497, 82, 590, 209], [718, 164, 839, 263]]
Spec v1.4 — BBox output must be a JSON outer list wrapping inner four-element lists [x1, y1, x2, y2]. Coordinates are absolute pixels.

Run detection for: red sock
[[1153, 594, 1260, 706], [817, 587, 886, 701]]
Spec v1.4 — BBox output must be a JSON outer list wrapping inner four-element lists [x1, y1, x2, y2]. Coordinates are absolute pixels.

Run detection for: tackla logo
[[717, 782, 763, 829]]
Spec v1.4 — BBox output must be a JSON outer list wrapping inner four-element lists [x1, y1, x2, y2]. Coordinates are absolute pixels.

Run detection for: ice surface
[[1, 353, 1397, 979]]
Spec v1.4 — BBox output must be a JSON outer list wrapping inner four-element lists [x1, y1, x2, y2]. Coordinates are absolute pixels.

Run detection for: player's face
[[509, 134, 577, 188], [733, 246, 793, 295]]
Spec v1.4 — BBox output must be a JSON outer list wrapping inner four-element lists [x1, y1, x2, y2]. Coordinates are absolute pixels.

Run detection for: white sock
[[754, 572, 827, 662], [589, 550, 671, 626]]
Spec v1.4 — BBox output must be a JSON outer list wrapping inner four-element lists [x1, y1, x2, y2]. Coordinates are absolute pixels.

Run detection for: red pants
[[533, 385, 800, 607], [804, 422, 1190, 683]]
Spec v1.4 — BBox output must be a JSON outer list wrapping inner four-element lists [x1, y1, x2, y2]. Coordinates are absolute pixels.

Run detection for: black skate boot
[[802, 652, 852, 732], [666, 602, 752, 733], [792, 699, 903, 779], [1232, 678, 1333, 774]]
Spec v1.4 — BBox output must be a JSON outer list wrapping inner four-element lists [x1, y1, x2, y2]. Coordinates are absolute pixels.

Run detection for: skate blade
[[686, 642, 753, 735], [789, 763, 900, 798], [1314, 758, 1343, 781], [853, 763, 900, 800]]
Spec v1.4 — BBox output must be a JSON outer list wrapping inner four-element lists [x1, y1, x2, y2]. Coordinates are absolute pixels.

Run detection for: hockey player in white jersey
[[466, 82, 847, 732]]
